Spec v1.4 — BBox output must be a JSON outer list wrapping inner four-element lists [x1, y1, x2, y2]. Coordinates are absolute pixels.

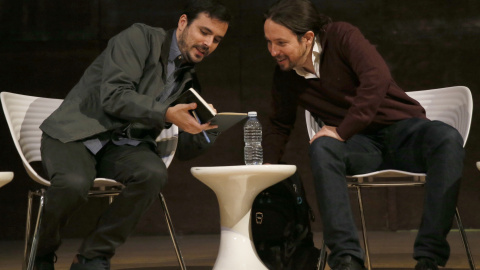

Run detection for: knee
[[130, 165, 168, 195], [444, 128, 465, 157], [437, 122, 464, 144], [426, 122, 464, 158], [309, 136, 344, 160], [49, 172, 92, 203]]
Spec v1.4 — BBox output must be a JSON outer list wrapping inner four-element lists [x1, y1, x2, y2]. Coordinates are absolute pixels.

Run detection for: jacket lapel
[[159, 29, 174, 82]]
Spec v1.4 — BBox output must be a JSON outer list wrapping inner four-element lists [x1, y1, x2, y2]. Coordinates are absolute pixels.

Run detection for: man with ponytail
[[262, 1, 464, 270]]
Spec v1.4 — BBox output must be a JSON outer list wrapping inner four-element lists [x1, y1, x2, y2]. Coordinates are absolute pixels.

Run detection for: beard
[[178, 29, 210, 64], [274, 43, 309, 71], [275, 56, 295, 71]]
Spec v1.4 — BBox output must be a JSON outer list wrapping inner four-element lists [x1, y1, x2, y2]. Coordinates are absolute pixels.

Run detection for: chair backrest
[[306, 86, 473, 147], [405, 86, 472, 146], [1, 91, 179, 186]]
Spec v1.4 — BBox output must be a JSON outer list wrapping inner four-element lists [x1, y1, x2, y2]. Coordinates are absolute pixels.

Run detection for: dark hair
[[264, 0, 331, 40], [182, 0, 232, 25]]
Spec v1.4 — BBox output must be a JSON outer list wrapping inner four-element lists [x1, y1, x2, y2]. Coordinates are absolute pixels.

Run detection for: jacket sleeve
[[99, 23, 171, 130], [334, 23, 394, 140]]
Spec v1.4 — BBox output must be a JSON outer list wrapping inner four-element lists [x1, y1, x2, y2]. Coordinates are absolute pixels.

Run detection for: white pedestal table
[[191, 164, 296, 270], [0, 171, 13, 188]]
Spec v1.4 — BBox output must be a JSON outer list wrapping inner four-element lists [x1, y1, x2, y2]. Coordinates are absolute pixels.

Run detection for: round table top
[[191, 164, 296, 175], [0, 171, 14, 188], [190, 164, 297, 209]]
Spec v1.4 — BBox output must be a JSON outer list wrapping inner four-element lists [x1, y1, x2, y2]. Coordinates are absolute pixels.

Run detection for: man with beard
[[34, 1, 231, 269], [262, 1, 464, 270]]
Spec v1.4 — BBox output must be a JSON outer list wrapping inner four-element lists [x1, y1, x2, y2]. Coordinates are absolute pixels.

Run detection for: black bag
[[251, 170, 321, 270]]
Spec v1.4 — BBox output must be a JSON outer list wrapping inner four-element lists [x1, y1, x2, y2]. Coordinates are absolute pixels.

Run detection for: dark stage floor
[[0, 231, 478, 270]]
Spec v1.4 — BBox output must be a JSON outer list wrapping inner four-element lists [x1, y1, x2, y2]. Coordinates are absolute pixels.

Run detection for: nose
[[203, 36, 214, 48], [269, 44, 278, 57]]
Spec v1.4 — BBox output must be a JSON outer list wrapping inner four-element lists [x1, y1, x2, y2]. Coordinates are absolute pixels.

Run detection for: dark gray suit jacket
[[40, 23, 214, 159]]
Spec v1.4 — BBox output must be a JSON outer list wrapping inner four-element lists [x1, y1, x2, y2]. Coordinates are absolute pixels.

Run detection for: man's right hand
[[309, 125, 345, 144], [165, 103, 218, 134]]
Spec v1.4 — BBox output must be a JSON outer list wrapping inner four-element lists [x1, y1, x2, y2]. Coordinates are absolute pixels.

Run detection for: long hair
[[264, 0, 331, 40], [182, 0, 232, 25]]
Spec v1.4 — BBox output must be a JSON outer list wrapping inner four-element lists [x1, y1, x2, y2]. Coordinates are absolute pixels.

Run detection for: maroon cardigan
[[263, 22, 426, 164]]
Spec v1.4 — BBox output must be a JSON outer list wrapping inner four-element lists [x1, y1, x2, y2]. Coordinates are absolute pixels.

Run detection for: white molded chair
[[305, 86, 475, 270], [1, 91, 186, 270]]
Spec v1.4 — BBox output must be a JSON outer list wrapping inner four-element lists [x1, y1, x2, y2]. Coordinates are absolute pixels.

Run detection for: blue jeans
[[309, 118, 464, 267]]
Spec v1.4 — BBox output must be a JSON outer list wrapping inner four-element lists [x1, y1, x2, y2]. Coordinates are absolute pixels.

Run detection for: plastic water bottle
[[244, 111, 263, 165]]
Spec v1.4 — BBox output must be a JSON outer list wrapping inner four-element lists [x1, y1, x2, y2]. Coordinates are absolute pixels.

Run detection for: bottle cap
[[248, 111, 257, 117]]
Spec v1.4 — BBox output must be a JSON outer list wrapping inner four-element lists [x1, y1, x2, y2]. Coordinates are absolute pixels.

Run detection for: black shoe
[[415, 257, 439, 270], [34, 252, 57, 270], [70, 254, 110, 270], [331, 255, 366, 270]]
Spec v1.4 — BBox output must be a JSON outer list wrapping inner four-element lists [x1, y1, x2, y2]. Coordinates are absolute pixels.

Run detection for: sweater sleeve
[[263, 67, 299, 164], [334, 23, 393, 140]]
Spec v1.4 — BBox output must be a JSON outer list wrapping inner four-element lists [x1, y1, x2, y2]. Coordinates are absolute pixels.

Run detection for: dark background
[[0, 0, 479, 241]]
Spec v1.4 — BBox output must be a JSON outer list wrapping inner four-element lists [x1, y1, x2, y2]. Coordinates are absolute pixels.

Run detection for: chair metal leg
[[159, 192, 187, 270], [454, 207, 476, 270], [23, 191, 34, 270], [25, 190, 45, 270], [356, 186, 371, 270], [317, 240, 328, 270]]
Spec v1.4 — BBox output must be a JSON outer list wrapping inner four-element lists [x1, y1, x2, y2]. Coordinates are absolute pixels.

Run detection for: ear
[[177, 14, 188, 32], [302, 30, 315, 45]]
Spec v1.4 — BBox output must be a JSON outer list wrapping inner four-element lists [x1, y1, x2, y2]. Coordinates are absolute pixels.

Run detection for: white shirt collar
[[294, 36, 322, 79]]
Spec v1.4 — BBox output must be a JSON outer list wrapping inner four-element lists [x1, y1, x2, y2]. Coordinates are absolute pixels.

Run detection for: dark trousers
[[38, 134, 168, 259], [309, 118, 464, 267]]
